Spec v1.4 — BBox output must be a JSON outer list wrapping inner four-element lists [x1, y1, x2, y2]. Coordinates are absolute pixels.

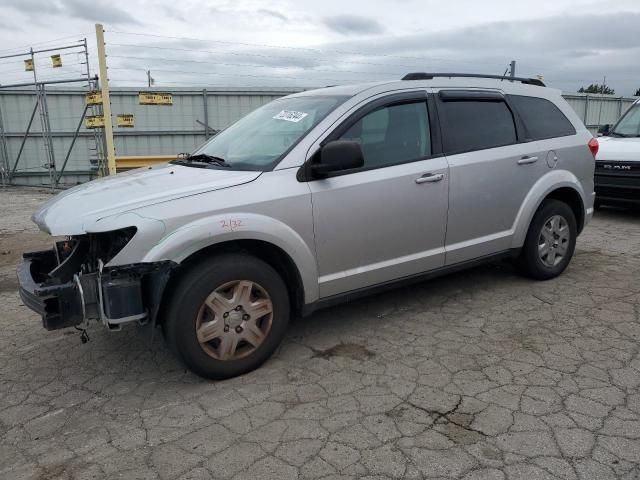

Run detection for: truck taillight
[[588, 138, 599, 158]]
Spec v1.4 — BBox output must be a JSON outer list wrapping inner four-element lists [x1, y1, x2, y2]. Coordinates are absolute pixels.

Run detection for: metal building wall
[[0, 87, 637, 187], [0, 87, 303, 186], [563, 93, 636, 135]]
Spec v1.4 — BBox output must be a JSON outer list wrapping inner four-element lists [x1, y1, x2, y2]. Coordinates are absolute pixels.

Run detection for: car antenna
[[500, 67, 509, 82]]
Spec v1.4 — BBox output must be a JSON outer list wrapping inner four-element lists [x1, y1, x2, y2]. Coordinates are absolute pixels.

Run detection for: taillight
[[588, 138, 599, 158]]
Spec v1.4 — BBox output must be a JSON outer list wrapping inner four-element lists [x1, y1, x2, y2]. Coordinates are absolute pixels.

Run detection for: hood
[[33, 163, 261, 235], [596, 136, 640, 162]]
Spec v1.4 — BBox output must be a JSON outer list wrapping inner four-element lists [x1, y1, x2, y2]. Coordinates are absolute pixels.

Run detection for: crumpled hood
[[33, 163, 261, 235], [596, 136, 640, 162]]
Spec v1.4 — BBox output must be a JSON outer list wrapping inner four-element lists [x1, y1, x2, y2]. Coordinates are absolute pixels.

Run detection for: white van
[[595, 98, 640, 207]]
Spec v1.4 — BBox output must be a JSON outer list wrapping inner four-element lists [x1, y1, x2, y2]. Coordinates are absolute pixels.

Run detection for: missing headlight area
[[17, 227, 175, 332], [89, 226, 138, 268]]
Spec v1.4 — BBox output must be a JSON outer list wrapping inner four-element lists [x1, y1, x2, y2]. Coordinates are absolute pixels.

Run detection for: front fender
[[141, 213, 319, 303], [89, 212, 168, 268], [511, 169, 588, 248]]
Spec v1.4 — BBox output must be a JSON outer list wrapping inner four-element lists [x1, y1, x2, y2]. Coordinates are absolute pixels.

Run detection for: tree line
[[578, 84, 640, 96]]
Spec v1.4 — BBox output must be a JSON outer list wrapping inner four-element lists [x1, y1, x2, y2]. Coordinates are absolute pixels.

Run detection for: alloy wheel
[[538, 214, 570, 268]]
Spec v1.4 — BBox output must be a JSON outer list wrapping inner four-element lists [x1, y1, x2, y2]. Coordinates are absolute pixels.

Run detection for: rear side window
[[438, 100, 517, 154], [509, 95, 576, 140]]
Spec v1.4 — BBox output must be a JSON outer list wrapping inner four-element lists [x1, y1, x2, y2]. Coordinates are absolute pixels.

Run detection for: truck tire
[[163, 253, 290, 379], [518, 199, 577, 280]]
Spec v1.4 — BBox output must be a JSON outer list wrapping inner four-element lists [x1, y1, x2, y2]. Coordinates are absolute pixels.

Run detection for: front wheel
[[518, 199, 577, 280], [163, 253, 290, 380]]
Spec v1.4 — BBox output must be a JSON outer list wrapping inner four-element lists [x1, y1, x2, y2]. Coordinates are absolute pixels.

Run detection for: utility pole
[[95, 23, 116, 176], [509, 60, 516, 79]]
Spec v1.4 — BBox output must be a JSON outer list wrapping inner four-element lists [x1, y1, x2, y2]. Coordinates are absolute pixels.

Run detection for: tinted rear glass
[[439, 100, 517, 154], [509, 95, 576, 140]]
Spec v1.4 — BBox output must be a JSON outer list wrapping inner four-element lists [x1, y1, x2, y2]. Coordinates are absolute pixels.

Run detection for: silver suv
[[18, 73, 597, 379]]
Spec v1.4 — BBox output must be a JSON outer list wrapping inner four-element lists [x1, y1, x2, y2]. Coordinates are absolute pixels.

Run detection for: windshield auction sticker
[[273, 110, 309, 122]]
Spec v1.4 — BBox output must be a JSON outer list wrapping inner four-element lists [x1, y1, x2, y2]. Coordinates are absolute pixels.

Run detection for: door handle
[[415, 173, 444, 184], [517, 155, 539, 165]]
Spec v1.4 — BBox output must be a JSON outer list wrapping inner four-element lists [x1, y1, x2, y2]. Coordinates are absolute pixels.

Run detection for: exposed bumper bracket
[[17, 249, 175, 331], [18, 250, 87, 330]]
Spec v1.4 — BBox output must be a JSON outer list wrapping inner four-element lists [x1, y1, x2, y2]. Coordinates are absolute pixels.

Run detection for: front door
[[307, 93, 449, 298]]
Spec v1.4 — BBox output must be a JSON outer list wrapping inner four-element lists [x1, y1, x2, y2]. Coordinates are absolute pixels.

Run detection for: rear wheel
[[163, 253, 290, 379], [518, 199, 577, 280]]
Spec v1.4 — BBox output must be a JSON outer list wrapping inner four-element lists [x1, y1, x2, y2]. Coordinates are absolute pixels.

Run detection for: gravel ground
[[1, 186, 640, 480]]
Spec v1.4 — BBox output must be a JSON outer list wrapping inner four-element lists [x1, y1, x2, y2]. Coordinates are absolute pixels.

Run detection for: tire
[[518, 199, 577, 280], [163, 253, 290, 380]]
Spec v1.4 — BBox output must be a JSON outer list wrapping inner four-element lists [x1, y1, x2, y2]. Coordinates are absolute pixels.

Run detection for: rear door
[[436, 90, 548, 265], [508, 93, 582, 186]]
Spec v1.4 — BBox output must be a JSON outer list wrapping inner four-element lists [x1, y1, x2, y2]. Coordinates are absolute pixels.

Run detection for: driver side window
[[340, 101, 431, 169]]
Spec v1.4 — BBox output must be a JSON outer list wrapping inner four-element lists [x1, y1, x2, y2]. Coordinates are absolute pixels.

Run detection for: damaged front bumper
[[18, 250, 85, 330], [17, 247, 174, 331]]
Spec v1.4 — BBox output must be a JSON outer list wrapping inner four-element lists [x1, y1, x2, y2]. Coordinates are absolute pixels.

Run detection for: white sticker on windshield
[[273, 110, 309, 122]]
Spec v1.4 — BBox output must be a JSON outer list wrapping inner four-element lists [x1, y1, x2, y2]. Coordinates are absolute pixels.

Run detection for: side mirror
[[312, 140, 364, 176], [597, 124, 611, 136]]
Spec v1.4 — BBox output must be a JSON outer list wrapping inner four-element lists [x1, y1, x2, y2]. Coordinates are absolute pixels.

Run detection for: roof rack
[[401, 72, 545, 87]]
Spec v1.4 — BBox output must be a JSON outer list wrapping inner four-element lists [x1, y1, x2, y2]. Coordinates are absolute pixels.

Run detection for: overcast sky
[[0, 0, 639, 95]]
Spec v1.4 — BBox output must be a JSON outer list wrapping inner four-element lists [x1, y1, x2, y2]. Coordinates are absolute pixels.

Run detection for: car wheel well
[[543, 187, 585, 233], [177, 240, 304, 316]]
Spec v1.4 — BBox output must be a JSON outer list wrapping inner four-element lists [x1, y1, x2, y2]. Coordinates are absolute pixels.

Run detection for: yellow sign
[[85, 91, 103, 105], [139, 92, 173, 105], [117, 114, 135, 128], [85, 115, 105, 129], [24, 59, 33, 71], [51, 54, 62, 68]]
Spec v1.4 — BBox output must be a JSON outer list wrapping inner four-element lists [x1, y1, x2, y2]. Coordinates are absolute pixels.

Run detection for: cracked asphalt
[[1, 187, 640, 480]]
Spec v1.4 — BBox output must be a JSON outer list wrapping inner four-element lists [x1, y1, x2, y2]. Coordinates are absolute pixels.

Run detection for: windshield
[[611, 104, 640, 137], [189, 95, 347, 170]]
